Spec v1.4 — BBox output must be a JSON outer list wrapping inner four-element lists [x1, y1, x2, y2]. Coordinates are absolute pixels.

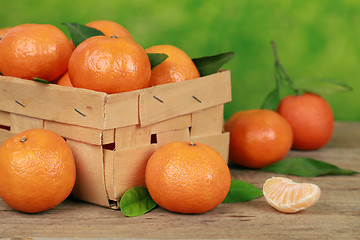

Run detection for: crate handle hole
[[151, 134, 157, 144], [0, 124, 10, 131]]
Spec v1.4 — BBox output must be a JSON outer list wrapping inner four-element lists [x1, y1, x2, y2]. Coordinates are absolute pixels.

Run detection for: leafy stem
[[271, 41, 299, 95]]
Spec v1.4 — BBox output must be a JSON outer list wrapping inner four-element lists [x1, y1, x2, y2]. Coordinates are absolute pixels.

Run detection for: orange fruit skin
[[225, 109, 293, 169], [145, 45, 200, 86], [57, 72, 73, 87], [86, 20, 133, 40], [68, 36, 151, 94], [0, 24, 73, 82], [0, 27, 12, 38], [0, 129, 76, 213], [145, 142, 231, 214], [277, 93, 334, 150]]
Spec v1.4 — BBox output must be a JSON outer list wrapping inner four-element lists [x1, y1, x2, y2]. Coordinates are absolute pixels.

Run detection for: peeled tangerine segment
[[263, 177, 321, 213]]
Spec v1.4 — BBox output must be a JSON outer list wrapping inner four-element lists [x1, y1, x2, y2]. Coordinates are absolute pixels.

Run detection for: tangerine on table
[[0, 23, 73, 82], [263, 177, 321, 213], [0, 129, 76, 213], [68, 35, 151, 94], [145, 45, 200, 86], [145, 142, 231, 214], [86, 20, 133, 40], [225, 109, 293, 169], [277, 92, 334, 150]]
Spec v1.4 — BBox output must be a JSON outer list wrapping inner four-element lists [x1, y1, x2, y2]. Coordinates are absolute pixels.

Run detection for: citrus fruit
[[276, 92, 334, 150], [263, 177, 321, 213], [0, 23, 73, 82], [0, 129, 76, 213], [68, 35, 151, 94], [0, 27, 12, 39], [57, 72, 73, 87], [225, 109, 293, 169], [145, 142, 231, 214], [145, 45, 200, 86], [86, 20, 133, 40]]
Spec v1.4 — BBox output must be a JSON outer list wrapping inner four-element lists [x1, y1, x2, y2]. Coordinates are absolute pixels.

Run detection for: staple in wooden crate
[[0, 75, 107, 129], [138, 70, 231, 126], [0, 70, 232, 209]]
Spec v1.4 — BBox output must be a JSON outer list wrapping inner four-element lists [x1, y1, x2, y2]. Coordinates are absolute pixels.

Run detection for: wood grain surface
[[0, 122, 359, 239]]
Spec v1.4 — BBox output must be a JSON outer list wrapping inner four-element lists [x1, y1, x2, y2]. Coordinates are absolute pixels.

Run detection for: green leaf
[[261, 157, 358, 177], [33, 77, 50, 84], [192, 52, 234, 77], [62, 22, 104, 47], [120, 186, 157, 217], [222, 180, 263, 203], [147, 53, 168, 70], [292, 78, 353, 95], [261, 88, 280, 110]]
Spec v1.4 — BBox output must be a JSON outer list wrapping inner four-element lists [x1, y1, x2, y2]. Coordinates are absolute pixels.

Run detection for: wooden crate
[[0, 70, 232, 209]]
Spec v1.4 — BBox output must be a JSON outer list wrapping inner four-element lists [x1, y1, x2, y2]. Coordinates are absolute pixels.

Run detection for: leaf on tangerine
[[192, 52, 234, 77], [33, 77, 51, 84], [147, 53, 168, 70], [62, 22, 104, 47]]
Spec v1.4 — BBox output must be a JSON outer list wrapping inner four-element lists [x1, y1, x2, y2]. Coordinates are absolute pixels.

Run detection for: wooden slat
[[0, 110, 10, 127], [10, 113, 43, 133], [0, 76, 107, 129], [191, 132, 230, 163], [156, 128, 191, 147], [103, 89, 141, 129], [191, 104, 224, 137], [139, 70, 231, 126], [103, 149, 115, 201], [110, 145, 157, 201], [0, 128, 15, 146], [44, 120, 114, 145], [115, 125, 151, 150], [67, 140, 110, 208], [150, 114, 191, 134]]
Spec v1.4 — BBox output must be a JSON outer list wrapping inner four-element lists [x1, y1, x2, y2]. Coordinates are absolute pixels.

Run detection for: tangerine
[[263, 177, 321, 213], [0, 23, 73, 82], [0, 129, 76, 213], [225, 109, 293, 169], [0, 27, 12, 39], [68, 35, 151, 93], [57, 72, 73, 87], [86, 20, 133, 40], [145, 45, 200, 86], [276, 92, 334, 150], [145, 142, 231, 214]]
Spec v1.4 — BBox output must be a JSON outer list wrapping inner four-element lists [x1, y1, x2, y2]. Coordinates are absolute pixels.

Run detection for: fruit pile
[[0, 20, 205, 93], [0, 21, 355, 217]]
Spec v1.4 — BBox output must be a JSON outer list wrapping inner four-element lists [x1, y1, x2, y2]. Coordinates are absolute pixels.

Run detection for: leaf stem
[[271, 41, 300, 95]]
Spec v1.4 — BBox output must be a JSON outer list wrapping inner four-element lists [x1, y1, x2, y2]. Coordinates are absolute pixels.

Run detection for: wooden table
[[0, 122, 359, 239]]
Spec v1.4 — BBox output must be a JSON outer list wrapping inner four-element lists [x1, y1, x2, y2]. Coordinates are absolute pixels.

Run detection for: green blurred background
[[1, 0, 359, 121]]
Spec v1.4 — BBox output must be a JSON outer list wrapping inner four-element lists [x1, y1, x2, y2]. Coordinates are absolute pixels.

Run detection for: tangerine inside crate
[[0, 70, 232, 209]]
